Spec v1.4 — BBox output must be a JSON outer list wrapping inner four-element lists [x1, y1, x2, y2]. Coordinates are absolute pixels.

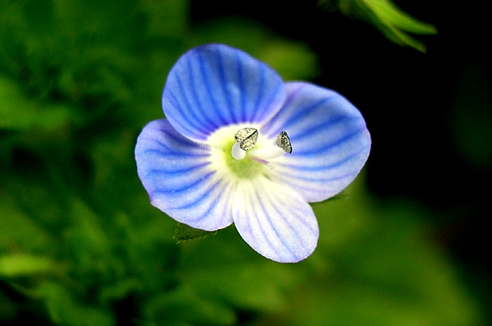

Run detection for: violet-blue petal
[[262, 82, 371, 202], [233, 177, 319, 263], [162, 44, 286, 143], [135, 119, 234, 231]]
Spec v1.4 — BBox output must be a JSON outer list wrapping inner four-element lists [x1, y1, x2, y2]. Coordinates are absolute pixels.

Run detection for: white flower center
[[206, 125, 292, 179]]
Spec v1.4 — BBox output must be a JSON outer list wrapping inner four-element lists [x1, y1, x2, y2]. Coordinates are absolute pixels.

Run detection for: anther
[[235, 127, 259, 151], [276, 131, 292, 154]]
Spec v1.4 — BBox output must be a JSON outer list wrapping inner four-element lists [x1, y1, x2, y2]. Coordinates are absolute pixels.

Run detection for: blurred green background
[[1, 0, 490, 325]]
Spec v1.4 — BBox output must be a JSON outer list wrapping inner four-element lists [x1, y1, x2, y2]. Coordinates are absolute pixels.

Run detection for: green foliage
[[174, 223, 218, 242], [0, 0, 482, 325], [0, 254, 55, 277], [321, 0, 437, 52]]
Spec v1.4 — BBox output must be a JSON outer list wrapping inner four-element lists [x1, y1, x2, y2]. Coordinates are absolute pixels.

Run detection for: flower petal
[[162, 44, 286, 143], [262, 82, 371, 202], [233, 177, 319, 263], [135, 119, 234, 231]]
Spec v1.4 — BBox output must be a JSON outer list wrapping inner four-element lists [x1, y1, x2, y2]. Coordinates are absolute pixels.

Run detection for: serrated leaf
[[174, 223, 218, 243]]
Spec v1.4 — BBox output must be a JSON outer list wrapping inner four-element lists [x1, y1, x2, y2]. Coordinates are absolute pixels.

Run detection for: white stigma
[[231, 142, 246, 160]]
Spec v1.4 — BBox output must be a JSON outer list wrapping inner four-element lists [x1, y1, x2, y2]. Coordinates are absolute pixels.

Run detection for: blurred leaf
[[98, 278, 142, 305], [38, 282, 114, 326], [178, 227, 303, 313], [174, 223, 218, 243], [0, 75, 76, 130], [145, 284, 236, 326], [258, 40, 319, 80], [0, 194, 57, 254], [322, 0, 437, 52], [0, 255, 55, 277], [249, 178, 482, 326], [138, 0, 189, 38]]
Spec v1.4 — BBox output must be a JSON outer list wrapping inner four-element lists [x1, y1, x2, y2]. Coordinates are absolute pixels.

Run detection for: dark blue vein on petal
[[280, 169, 357, 184], [167, 82, 203, 133], [252, 65, 265, 122], [281, 146, 369, 172], [144, 161, 210, 178], [173, 73, 213, 135], [280, 175, 352, 196], [261, 188, 311, 261], [186, 56, 219, 132], [282, 94, 338, 128], [266, 187, 317, 234], [215, 47, 235, 124], [259, 189, 299, 259], [181, 180, 233, 224], [197, 51, 227, 126], [140, 148, 208, 160], [165, 90, 206, 138], [153, 127, 210, 152], [148, 137, 209, 157], [250, 187, 284, 259], [260, 81, 284, 124], [293, 128, 366, 156], [290, 115, 353, 142], [235, 50, 246, 122], [174, 178, 221, 210], [151, 170, 215, 194]]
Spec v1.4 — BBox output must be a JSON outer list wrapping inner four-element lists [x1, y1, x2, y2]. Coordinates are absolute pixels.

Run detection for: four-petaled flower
[[135, 44, 371, 263]]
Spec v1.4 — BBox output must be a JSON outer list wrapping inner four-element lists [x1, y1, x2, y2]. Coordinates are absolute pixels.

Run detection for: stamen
[[235, 127, 258, 151], [249, 146, 285, 160], [276, 131, 292, 154], [250, 157, 278, 170], [249, 130, 292, 161], [230, 128, 292, 166]]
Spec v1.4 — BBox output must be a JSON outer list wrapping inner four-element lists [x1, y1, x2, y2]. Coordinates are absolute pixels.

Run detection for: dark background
[[192, 0, 492, 314]]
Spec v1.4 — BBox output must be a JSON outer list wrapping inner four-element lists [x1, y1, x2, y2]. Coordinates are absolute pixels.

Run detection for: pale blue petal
[[233, 177, 319, 263], [162, 44, 286, 142], [262, 82, 371, 202], [135, 119, 234, 231]]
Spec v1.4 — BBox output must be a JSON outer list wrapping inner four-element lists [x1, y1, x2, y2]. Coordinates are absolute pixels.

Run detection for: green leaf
[[174, 223, 218, 243], [323, 0, 437, 52], [0, 254, 55, 277], [362, 0, 436, 34]]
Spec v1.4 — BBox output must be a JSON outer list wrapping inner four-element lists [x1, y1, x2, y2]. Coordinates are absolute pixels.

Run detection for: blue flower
[[135, 44, 371, 263]]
